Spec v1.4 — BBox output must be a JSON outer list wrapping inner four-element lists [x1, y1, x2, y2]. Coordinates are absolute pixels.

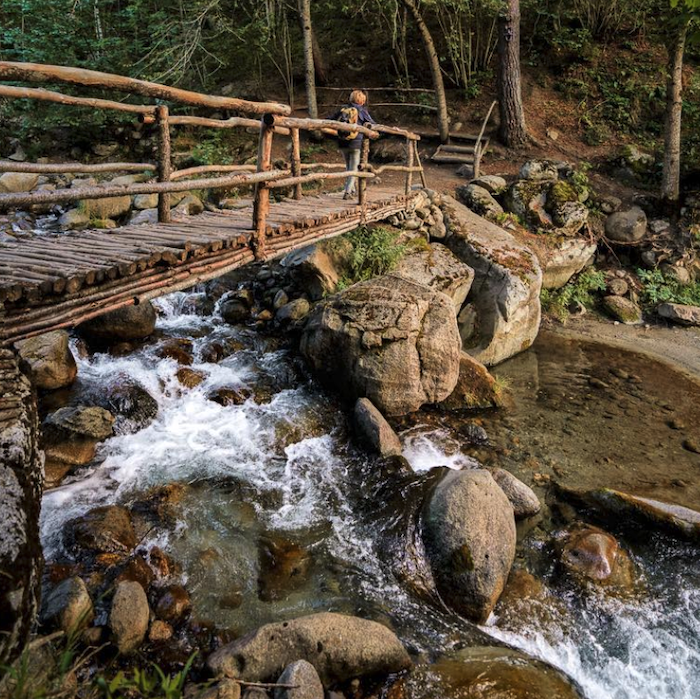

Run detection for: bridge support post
[[156, 105, 172, 223], [405, 136, 414, 195], [253, 115, 275, 260], [415, 142, 427, 188], [358, 138, 370, 207], [291, 128, 302, 201]]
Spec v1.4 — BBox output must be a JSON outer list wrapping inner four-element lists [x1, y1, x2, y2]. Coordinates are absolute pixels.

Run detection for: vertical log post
[[252, 114, 275, 260], [405, 136, 414, 195], [358, 137, 370, 207], [415, 142, 427, 188], [291, 127, 302, 200], [156, 105, 171, 223]]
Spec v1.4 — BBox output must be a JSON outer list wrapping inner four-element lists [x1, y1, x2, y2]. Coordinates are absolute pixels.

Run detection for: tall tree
[[497, 0, 527, 147], [400, 0, 450, 142], [299, 0, 318, 118]]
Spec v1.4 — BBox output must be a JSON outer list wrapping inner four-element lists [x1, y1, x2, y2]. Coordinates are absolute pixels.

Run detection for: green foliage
[[541, 269, 607, 321], [95, 653, 198, 699], [330, 225, 407, 290], [636, 268, 700, 307]]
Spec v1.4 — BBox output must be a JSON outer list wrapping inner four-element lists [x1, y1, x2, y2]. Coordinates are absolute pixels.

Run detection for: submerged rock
[[78, 302, 157, 343], [406, 646, 584, 699], [422, 469, 516, 622], [301, 275, 460, 415], [353, 397, 402, 457], [155, 584, 192, 622], [443, 196, 542, 366], [14, 331, 78, 391], [110, 581, 150, 654], [257, 535, 312, 602], [207, 612, 411, 684], [439, 351, 502, 411]]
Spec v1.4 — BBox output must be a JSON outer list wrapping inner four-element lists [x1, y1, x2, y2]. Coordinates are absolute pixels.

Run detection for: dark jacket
[[328, 102, 375, 150]]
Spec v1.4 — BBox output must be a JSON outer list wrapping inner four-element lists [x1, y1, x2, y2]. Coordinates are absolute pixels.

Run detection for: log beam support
[[156, 105, 172, 224], [252, 116, 275, 261], [291, 128, 302, 201]]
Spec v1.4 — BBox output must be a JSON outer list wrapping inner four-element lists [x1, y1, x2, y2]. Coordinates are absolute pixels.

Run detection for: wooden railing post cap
[[262, 113, 276, 127]]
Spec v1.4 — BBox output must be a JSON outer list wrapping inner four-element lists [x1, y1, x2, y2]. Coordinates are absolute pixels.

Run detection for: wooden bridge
[[0, 63, 426, 346]]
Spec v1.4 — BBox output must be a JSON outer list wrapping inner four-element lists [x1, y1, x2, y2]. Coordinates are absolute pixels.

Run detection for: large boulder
[[422, 469, 516, 622], [540, 238, 597, 289], [207, 613, 411, 685], [605, 206, 647, 243], [393, 243, 474, 311], [109, 581, 150, 654], [80, 194, 132, 220], [78, 302, 157, 344], [406, 647, 584, 699], [14, 330, 77, 391], [0, 351, 44, 667], [301, 275, 460, 415], [0, 172, 39, 194], [455, 184, 503, 219], [281, 244, 342, 300], [443, 196, 542, 366], [42, 406, 114, 467], [353, 397, 402, 457]]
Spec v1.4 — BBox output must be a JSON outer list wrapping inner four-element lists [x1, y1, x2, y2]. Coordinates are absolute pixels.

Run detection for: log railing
[[0, 62, 425, 257]]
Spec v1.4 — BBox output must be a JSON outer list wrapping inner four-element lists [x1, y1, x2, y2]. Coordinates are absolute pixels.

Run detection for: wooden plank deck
[[0, 187, 419, 345]]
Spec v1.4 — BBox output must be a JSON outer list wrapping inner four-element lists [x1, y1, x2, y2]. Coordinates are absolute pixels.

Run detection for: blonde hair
[[349, 89, 367, 105]]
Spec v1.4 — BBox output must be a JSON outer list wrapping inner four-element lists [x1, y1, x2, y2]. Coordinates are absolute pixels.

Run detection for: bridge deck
[[0, 187, 419, 344]]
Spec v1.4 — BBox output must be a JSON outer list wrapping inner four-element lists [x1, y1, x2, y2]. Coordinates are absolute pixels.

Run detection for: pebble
[[682, 438, 700, 454], [669, 418, 686, 430], [588, 377, 610, 390]]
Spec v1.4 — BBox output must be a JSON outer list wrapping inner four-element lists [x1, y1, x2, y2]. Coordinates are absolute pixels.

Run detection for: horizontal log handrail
[[269, 115, 380, 139], [0, 169, 289, 211], [267, 170, 374, 190], [140, 113, 291, 136], [0, 84, 154, 115], [0, 61, 291, 115], [170, 164, 257, 180], [0, 161, 156, 174]]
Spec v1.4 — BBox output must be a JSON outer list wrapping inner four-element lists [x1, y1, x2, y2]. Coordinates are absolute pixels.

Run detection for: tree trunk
[[661, 18, 688, 208], [401, 0, 450, 143], [497, 0, 528, 147], [299, 0, 318, 119], [311, 26, 328, 86]]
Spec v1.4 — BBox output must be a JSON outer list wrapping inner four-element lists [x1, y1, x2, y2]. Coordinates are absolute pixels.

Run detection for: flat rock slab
[[658, 302, 700, 327]]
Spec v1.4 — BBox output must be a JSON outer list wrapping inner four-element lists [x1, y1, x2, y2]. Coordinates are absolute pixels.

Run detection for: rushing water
[[39, 290, 700, 697]]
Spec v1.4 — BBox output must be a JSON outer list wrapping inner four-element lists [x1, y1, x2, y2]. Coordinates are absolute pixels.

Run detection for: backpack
[[336, 105, 359, 141]]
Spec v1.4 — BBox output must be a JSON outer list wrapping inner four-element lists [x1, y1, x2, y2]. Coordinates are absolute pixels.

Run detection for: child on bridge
[[329, 90, 375, 200]]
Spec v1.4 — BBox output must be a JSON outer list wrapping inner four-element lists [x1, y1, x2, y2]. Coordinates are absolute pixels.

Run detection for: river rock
[[78, 302, 157, 343], [422, 469, 516, 622], [443, 196, 542, 366], [0, 172, 38, 193], [41, 576, 94, 634], [81, 193, 132, 220], [129, 208, 158, 225], [503, 180, 552, 227], [15, 330, 77, 391], [275, 660, 324, 699], [657, 302, 700, 327], [281, 244, 341, 300], [490, 468, 541, 518], [608, 277, 629, 296], [0, 353, 43, 667], [109, 581, 150, 654], [605, 207, 647, 243], [64, 505, 137, 557], [519, 160, 559, 182], [602, 295, 642, 324], [257, 535, 312, 602], [393, 243, 474, 311], [174, 194, 204, 216], [133, 193, 158, 210], [155, 584, 191, 622], [88, 376, 159, 434], [58, 208, 90, 231], [406, 647, 584, 699], [439, 351, 502, 411], [354, 397, 402, 457], [455, 184, 504, 219], [540, 237, 597, 289], [472, 175, 507, 195], [221, 296, 251, 324], [207, 612, 411, 684], [276, 298, 311, 323], [301, 275, 460, 415]]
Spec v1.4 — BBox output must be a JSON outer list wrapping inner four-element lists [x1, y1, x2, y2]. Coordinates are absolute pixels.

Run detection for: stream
[[39, 290, 700, 699]]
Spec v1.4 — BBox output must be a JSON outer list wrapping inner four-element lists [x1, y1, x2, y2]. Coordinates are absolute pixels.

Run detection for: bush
[[541, 268, 607, 321], [636, 269, 700, 308]]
